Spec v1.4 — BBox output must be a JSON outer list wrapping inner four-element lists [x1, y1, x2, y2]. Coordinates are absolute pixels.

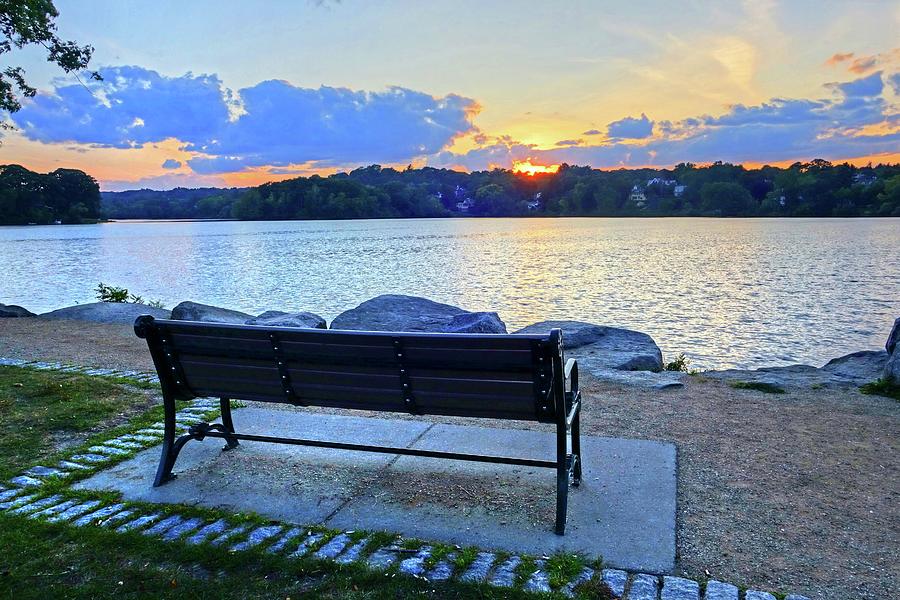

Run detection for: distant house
[[853, 172, 877, 186], [629, 187, 647, 208], [673, 185, 687, 197], [456, 198, 474, 212], [646, 177, 677, 187], [527, 192, 542, 211]]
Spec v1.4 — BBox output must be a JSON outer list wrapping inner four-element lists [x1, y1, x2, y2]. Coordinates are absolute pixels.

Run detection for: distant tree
[[1, 0, 100, 118], [700, 182, 757, 216]]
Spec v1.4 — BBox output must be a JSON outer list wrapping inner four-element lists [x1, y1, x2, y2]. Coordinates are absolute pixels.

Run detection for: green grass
[[859, 378, 900, 400], [0, 365, 155, 479], [544, 552, 584, 589], [728, 380, 786, 394], [0, 365, 546, 599]]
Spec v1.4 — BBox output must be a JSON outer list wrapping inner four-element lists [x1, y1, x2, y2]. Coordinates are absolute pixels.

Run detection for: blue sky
[[2, 0, 898, 189]]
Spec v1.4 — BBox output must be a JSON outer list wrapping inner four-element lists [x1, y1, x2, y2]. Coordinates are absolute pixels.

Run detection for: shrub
[[96, 282, 164, 308], [664, 353, 691, 372], [859, 379, 900, 401], [729, 380, 786, 394]]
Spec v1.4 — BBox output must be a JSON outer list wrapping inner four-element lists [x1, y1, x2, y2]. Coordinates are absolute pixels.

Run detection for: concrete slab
[[74, 408, 675, 573], [330, 422, 676, 573]]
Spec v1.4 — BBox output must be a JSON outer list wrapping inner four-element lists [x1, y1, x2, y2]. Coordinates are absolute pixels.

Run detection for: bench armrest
[[564, 358, 578, 385]]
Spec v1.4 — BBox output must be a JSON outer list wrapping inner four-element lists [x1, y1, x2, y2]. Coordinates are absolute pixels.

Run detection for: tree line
[[3, 160, 899, 225], [0, 164, 101, 224]]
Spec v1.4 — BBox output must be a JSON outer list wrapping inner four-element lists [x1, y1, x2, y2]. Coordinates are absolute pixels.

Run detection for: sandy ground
[[1, 317, 897, 599]]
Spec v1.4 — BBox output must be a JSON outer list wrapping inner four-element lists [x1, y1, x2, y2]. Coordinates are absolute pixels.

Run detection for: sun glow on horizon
[[512, 160, 560, 176]]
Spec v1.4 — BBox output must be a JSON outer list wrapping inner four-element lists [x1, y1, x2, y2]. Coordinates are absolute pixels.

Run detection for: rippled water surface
[[1, 217, 897, 369]]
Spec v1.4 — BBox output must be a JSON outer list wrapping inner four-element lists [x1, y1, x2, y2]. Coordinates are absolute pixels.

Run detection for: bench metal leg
[[153, 391, 180, 487], [572, 407, 582, 487], [555, 410, 570, 535], [219, 397, 240, 450]]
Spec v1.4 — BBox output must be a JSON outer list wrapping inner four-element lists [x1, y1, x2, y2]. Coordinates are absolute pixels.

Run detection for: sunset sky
[[2, 0, 899, 190]]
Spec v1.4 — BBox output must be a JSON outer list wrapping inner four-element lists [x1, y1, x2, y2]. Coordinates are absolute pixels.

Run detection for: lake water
[[1, 217, 898, 370]]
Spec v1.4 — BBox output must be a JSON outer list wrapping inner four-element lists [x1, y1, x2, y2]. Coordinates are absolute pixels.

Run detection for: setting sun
[[512, 160, 560, 176]]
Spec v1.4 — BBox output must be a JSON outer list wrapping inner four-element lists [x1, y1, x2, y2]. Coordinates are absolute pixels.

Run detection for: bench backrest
[[135, 316, 564, 423]]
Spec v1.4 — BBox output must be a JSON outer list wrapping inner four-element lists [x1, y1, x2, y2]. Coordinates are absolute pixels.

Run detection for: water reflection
[[1, 217, 898, 370]]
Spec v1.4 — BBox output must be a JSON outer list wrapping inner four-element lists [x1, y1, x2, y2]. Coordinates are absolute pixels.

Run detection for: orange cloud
[[825, 52, 854, 66]]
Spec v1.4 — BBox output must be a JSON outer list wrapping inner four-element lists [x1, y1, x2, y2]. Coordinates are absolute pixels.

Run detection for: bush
[[96, 282, 164, 308], [859, 379, 900, 401], [664, 353, 691, 372], [729, 380, 786, 394]]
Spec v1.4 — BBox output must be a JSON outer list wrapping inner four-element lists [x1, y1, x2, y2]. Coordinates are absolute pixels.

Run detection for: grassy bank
[[0, 365, 548, 599]]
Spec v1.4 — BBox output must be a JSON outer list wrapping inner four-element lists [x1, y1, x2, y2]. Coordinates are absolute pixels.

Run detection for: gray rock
[[0, 489, 22, 502], [490, 556, 521, 588], [0, 493, 37, 510], [231, 525, 283, 551], [8, 495, 63, 515], [441, 312, 507, 333], [886, 317, 900, 354], [143, 515, 185, 536], [601, 568, 627, 597], [266, 527, 304, 553], [366, 544, 402, 570], [116, 512, 161, 532], [784, 595, 812, 600], [209, 523, 250, 547], [246, 310, 326, 329], [425, 553, 457, 581], [162, 517, 203, 541], [47, 500, 101, 523], [0, 303, 35, 318], [523, 561, 551, 593], [661, 575, 699, 600], [628, 573, 660, 600], [515, 320, 663, 372], [25, 465, 65, 478], [186, 519, 229, 545], [335, 538, 369, 564], [459, 552, 495, 582], [40, 302, 170, 324], [170, 301, 251, 324], [703, 580, 739, 600], [744, 592, 777, 600], [9, 475, 43, 487], [884, 348, 900, 383], [73, 504, 126, 527], [330, 294, 506, 333], [562, 566, 594, 597], [821, 350, 889, 383], [398, 545, 432, 575], [314, 533, 351, 559], [30, 500, 78, 520]]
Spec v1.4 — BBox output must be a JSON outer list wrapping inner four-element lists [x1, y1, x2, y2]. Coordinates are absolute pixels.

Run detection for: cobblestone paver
[[289, 533, 324, 558], [563, 566, 594, 597], [162, 517, 204, 541], [661, 575, 700, 600], [703, 580, 739, 600], [425, 552, 457, 581], [490, 556, 521, 587], [523, 560, 551, 593], [231, 525, 283, 551], [266, 527, 304, 554], [335, 538, 369, 565], [745, 591, 777, 600], [602, 568, 628, 597], [459, 552, 496, 583], [398, 546, 432, 576], [186, 519, 229, 545], [366, 544, 402, 570], [314, 533, 351, 559], [73, 504, 126, 527], [628, 573, 660, 600]]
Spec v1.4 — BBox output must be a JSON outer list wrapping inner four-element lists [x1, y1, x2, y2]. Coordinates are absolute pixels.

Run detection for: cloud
[[555, 139, 582, 147], [13, 66, 230, 149], [582, 129, 602, 135], [607, 113, 654, 139], [14, 66, 479, 174], [161, 158, 182, 169], [436, 72, 900, 170], [825, 48, 900, 75], [101, 172, 228, 192], [825, 52, 854, 66]]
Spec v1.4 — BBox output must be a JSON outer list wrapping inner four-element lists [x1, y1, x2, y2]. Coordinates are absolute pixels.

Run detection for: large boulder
[[246, 310, 326, 329], [515, 320, 664, 372], [0, 303, 35, 318], [886, 317, 900, 355], [171, 301, 252, 324], [40, 302, 170, 324], [884, 348, 900, 383], [821, 350, 889, 384], [330, 295, 507, 333]]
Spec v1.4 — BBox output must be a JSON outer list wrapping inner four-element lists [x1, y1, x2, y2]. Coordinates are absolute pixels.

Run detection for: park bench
[[134, 315, 583, 534]]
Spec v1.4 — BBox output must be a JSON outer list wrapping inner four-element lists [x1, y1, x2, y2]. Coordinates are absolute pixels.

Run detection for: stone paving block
[[523, 560, 551, 593], [703, 580, 739, 600], [784, 595, 811, 600], [98, 509, 135, 527], [289, 533, 324, 558], [425, 552, 457, 581], [8, 495, 63, 515], [628, 573, 660, 600], [58, 461, 92, 471], [143, 515, 185, 536], [70, 453, 109, 464], [0, 489, 23, 502], [25, 466, 66, 477], [116, 513, 162, 533], [314, 533, 352, 560], [366, 544, 402, 570], [398, 546, 432, 576], [47, 500, 101, 523], [30, 499, 78, 519], [563, 566, 595, 597], [186, 519, 229, 545], [104, 439, 144, 450], [267, 527, 304, 554], [745, 592, 777, 600], [9, 475, 44, 487], [137, 428, 165, 436], [0, 493, 38, 510], [121, 434, 159, 443], [162, 517, 204, 541], [490, 556, 521, 587], [73, 504, 126, 527], [662, 575, 700, 600], [231, 525, 284, 551], [459, 552, 496, 583], [210, 523, 250, 547], [602, 568, 628, 597], [88, 445, 130, 457], [335, 538, 369, 565]]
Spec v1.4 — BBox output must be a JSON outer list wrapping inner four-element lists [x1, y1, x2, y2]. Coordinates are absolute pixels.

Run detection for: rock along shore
[[2, 297, 898, 390]]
